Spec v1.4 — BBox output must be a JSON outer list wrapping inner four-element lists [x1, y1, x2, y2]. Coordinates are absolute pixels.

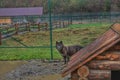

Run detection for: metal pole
[[48, 0, 53, 60], [110, 0, 112, 23], [0, 30, 1, 45]]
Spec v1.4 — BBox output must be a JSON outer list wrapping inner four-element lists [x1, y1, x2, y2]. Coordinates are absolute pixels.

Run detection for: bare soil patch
[[0, 60, 69, 80]]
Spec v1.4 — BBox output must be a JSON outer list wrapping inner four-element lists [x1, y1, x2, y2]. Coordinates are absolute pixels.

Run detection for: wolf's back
[[67, 45, 83, 56]]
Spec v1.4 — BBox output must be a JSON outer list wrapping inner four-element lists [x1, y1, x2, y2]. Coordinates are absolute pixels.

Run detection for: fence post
[[70, 16, 72, 24], [38, 23, 41, 31], [15, 23, 18, 35], [45, 23, 48, 31], [0, 30, 1, 45], [25, 23, 30, 31], [48, 0, 53, 60], [63, 21, 65, 28]]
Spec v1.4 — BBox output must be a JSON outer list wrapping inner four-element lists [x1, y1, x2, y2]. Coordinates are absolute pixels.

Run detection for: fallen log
[[88, 70, 111, 80], [95, 51, 120, 60], [87, 60, 120, 70], [77, 66, 89, 78], [71, 69, 111, 80]]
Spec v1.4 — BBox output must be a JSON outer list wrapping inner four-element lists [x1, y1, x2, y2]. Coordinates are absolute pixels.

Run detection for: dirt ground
[[0, 60, 70, 80]]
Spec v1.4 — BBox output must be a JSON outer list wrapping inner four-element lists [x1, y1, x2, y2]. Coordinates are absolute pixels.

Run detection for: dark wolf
[[56, 41, 83, 64]]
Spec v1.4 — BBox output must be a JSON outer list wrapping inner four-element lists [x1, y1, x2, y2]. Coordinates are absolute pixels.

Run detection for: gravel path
[[1, 60, 70, 80]]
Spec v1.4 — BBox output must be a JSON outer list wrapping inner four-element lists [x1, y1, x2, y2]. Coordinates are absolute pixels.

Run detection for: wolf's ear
[[56, 41, 58, 44], [60, 41, 63, 44]]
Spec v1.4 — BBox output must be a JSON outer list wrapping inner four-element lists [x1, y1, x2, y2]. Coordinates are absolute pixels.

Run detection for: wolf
[[56, 41, 83, 64]]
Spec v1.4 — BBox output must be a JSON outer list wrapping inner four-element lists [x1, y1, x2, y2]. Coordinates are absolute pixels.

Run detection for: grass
[[0, 23, 112, 60]]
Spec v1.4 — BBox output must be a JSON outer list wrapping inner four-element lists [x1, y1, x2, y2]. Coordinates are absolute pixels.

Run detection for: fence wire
[[0, 0, 120, 59]]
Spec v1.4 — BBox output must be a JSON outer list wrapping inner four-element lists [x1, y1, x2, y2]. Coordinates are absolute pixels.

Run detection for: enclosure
[[0, 0, 120, 80]]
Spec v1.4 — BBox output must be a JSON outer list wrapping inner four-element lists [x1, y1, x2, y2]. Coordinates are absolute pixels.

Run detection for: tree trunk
[[88, 70, 111, 80], [87, 60, 120, 70]]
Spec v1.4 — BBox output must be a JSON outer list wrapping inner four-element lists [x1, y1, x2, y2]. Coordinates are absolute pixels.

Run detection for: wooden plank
[[62, 23, 120, 77], [70, 29, 118, 62]]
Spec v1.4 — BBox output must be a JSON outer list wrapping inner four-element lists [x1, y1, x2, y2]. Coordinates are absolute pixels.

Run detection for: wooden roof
[[62, 23, 120, 77], [0, 7, 43, 16]]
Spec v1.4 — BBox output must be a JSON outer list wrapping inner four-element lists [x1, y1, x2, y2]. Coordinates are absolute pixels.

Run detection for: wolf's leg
[[67, 55, 70, 63], [63, 56, 67, 64]]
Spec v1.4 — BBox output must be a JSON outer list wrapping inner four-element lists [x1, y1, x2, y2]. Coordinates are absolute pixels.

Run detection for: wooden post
[[15, 23, 18, 35], [25, 23, 28, 31], [45, 23, 48, 31], [38, 23, 41, 31], [59, 21, 61, 28], [63, 21, 65, 28], [70, 16, 72, 24], [28, 23, 31, 31]]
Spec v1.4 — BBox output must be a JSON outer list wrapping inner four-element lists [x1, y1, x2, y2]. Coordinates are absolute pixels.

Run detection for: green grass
[[0, 23, 112, 60], [0, 48, 62, 60], [68, 23, 111, 28]]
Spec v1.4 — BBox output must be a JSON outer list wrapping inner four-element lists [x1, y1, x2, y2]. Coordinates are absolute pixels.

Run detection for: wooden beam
[[88, 70, 111, 80], [87, 60, 120, 70]]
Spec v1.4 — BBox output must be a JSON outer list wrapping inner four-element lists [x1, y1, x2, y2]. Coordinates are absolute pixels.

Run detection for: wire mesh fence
[[0, 0, 120, 60]]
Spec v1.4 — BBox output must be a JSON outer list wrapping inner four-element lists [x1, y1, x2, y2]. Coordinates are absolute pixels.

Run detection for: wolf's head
[[56, 41, 64, 51]]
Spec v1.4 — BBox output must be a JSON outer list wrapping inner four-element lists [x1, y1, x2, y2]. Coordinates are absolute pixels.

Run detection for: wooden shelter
[[62, 23, 120, 80], [0, 7, 43, 45]]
